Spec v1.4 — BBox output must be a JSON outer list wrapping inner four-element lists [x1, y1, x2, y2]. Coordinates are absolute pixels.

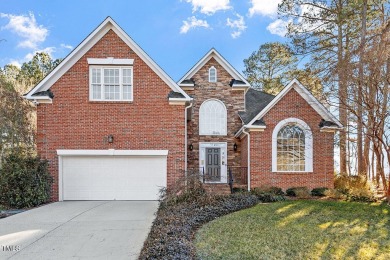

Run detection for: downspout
[[184, 101, 193, 184], [242, 127, 251, 191]]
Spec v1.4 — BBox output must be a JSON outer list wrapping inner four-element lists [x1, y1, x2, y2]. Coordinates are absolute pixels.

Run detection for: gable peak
[[178, 48, 250, 88]]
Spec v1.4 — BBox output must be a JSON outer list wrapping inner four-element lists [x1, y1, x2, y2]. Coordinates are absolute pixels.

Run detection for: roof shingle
[[238, 88, 275, 124]]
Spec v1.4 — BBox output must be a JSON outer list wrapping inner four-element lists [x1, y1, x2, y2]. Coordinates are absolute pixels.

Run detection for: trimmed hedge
[[139, 193, 271, 259], [0, 152, 52, 209]]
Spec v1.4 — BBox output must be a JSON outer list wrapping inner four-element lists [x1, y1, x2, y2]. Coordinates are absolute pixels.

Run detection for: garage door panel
[[62, 155, 166, 200]]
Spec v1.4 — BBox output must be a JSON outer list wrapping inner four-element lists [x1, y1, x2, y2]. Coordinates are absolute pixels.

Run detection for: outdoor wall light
[[108, 135, 114, 143], [233, 143, 238, 151], [189, 144, 193, 151]]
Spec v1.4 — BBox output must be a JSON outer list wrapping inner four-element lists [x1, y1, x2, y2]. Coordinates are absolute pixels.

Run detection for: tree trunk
[[357, 0, 367, 176], [373, 141, 387, 192], [337, 8, 348, 175]]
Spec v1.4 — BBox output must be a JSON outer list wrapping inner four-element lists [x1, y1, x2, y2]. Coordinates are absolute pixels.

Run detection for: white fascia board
[[87, 57, 134, 65], [246, 79, 343, 128], [25, 17, 191, 101], [248, 125, 266, 130], [25, 20, 112, 99], [169, 98, 188, 105], [320, 126, 344, 132], [25, 96, 52, 100], [235, 125, 245, 138], [57, 149, 169, 156], [178, 48, 251, 87], [179, 83, 195, 87], [246, 80, 295, 126], [110, 23, 191, 100], [294, 81, 343, 128], [231, 85, 248, 90], [22, 95, 53, 104], [235, 124, 266, 138]]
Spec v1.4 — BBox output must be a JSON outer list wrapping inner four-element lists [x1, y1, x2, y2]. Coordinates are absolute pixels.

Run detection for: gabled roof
[[24, 17, 190, 101], [177, 48, 250, 88], [235, 79, 343, 137], [246, 79, 343, 128], [238, 88, 275, 124]]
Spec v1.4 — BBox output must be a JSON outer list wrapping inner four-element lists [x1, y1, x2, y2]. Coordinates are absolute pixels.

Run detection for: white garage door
[[58, 150, 167, 201]]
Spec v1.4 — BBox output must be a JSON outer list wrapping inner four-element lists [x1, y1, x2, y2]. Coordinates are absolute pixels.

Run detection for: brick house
[[25, 17, 342, 201]]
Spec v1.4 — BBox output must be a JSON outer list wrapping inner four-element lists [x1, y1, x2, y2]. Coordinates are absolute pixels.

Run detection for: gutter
[[184, 100, 193, 183]]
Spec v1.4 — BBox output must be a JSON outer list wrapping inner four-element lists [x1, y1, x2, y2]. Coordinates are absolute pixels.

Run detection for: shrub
[[348, 188, 376, 202], [232, 187, 246, 193], [324, 189, 347, 200], [253, 185, 284, 195], [311, 187, 329, 197], [0, 152, 52, 209], [159, 169, 208, 208], [251, 187, 285, 202], [286, 187, 310, 198], [334, 175, 376, 202], [335, 175, 368, 192]]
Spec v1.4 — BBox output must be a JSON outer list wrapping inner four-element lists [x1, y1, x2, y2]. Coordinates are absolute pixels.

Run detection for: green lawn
[[195, 200, 390, 260]]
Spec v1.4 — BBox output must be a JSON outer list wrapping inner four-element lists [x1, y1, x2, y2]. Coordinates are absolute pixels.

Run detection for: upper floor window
[[209, 66, 217, 82], [272, 118, 313, 172], [199, 99, 227, 135], [89, 66, 133, 101]]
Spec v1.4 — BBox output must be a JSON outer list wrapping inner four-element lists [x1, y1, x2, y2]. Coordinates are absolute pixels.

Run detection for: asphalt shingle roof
[[31, 90, 54, 98], [238, 88, 275, 124], [168, 91, 186, 99], [229, 79, 246, 86]]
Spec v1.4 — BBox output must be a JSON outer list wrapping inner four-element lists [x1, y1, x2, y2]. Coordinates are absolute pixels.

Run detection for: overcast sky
[[0, 0, 289, 81]]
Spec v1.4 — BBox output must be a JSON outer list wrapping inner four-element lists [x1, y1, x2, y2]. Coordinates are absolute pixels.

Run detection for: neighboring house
[[25, 17, 342, 201]]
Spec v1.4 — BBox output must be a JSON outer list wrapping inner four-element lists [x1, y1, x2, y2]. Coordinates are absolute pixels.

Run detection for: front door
[[206, 148, 221, 181]]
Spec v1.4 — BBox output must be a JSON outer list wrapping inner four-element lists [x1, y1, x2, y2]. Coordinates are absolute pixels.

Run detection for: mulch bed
[[139, 193, 280, 259]]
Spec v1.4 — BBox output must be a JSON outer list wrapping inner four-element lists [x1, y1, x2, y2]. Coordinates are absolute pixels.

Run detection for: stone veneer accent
[[184, 57, 245, 173]]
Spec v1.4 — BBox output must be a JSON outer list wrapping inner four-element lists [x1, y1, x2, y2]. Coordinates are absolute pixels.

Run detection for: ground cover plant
[[195, 200, 390, 259], [139, 174, 284, 259]]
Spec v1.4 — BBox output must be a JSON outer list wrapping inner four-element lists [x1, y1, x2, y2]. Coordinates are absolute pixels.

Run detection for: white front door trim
[[199, 142, 227, 183]]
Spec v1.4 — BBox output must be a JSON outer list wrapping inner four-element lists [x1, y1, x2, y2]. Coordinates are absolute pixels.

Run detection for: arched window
[[272, 118, 313, 172], [199, 99, 227, 135], [209, 66, 217, 82]]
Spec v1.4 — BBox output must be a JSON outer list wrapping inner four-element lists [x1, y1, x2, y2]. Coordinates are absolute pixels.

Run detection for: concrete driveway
[[0, 201, 158, 260]]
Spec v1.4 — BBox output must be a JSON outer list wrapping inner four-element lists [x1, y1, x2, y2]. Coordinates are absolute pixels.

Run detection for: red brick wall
[[240, 135, 248, 185], [36, 29, 185, 201], [185, 58, 244, 170], [249, 87, 334, 190]]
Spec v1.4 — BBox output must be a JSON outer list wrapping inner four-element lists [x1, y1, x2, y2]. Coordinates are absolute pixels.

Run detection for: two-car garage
[[57, 150, 167, 201]]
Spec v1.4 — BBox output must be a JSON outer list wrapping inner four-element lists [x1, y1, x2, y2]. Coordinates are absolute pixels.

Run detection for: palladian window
[[272, 118, 313, 172]]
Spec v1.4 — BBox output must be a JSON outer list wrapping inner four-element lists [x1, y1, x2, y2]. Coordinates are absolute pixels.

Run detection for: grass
[[195, 200, 390, 260]]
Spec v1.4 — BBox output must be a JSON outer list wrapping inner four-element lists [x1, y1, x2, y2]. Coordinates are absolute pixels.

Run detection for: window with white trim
[[272, 118, 313, 172], [277, 125, 305, 171], [209, 66, 217, 82], [90, 66, 133, 101], [199, 99, 227, 135]]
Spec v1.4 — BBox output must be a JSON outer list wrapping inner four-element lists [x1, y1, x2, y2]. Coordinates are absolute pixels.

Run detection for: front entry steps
[[203, 183, 232, 195]]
